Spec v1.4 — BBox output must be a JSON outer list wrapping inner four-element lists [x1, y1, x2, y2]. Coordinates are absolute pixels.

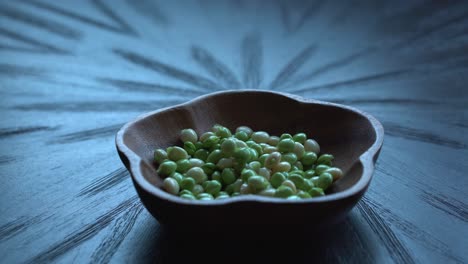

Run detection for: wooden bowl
[[116, 90, 384, 233]]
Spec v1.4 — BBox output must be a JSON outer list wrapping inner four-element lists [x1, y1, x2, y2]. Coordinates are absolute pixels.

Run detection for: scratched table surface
[[1, 0, 467, 263]]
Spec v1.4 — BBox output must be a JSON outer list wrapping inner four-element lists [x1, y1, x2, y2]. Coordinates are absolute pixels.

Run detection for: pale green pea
[[236, 126, 253, 136], [248, 161, 261, 172], [297, 190, 312, 199], [231, 192, 241, 197], [180, 177, 196, 191], [292, 133, 307, 144], [325, 167, 343, 181], [304, 169, 315, 179], [189, 158, 204, 168], [180, 128, 198, 143], [248, 176, 268, 192], [281, 180, 297, 193], [207, 149, 224, 164], [264, 152, 281, 169], [233, 147, 250, 164], [304, 139, 320, 154], [293, 142, 305, 159], [201, 162, 216, 175], [317, 172, 333, 190], [258, 167, 271, 180], [221, 168, 236, 185], [200, 132, 214, 142], [268, 136, 280, 146], [211, 171, 221, 182], [154, 149, 167, 164], [317, 154, 334, 166], [205, 180, 222, 195], [179, 190, 193, 196], [263, 146, 278, 154], [157, 160, 177, 176], [278, 138, 295, 153], [221, 138, 237, 156], [180, 194, 196, 200], [287, 195, 301, 200], [315, 164, 330, 175], [217, 191, 228, 197], [258, 154, 269, 166], [308, 187, 324, 197], [271, 172, 286, 188], [170, 172, 183, 184], [275, 185, 294, 198], [216, 195, 230, 199], [217, 158, 234, 169], [214, 126, 232, 138], [197, 193, 214, 200], [258, 188, 276, 197], [280, 133, 292, 140], [235, 131, 249, 141], [273, 161, 291, 173], [192, 184, 204, 195], [194, 149, 209, 161], [203, 135, 220, 148], [163, 177, 179, 195], [288, 174, 307, 190], [183, 142, 196, 156], [241, 169, 256, 182], [234, 139, 248, 148], [176, 159, 191, 173], [167, 146, 188, 161], [186, 167, 207, 184], [251, 131, 270, 143], [301, 152, 317, 166], [240, 183, 252, 194], [282, 153, 298, 165]]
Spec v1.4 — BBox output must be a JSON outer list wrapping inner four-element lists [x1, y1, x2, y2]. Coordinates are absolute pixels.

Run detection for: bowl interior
[[120, 91, 377, 196]]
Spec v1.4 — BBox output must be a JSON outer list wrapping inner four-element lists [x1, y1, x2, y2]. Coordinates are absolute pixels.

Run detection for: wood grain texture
[[0, 0, 467, 263]]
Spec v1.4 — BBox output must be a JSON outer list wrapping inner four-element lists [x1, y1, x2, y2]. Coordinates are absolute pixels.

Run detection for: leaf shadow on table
[[132, 210, 379, 264]]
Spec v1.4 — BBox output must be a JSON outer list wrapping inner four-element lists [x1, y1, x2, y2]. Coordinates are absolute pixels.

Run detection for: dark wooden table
[[1, 1, 467, 263]]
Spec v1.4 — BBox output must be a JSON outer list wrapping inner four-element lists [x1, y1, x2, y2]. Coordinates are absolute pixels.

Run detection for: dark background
[[0, 0, 467, 263]]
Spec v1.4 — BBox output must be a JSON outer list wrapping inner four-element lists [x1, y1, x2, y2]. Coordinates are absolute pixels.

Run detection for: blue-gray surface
[[0, 0, 467, 263]]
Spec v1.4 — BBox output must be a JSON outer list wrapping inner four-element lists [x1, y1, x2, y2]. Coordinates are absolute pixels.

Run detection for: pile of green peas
[[154, 125, 343, 201]]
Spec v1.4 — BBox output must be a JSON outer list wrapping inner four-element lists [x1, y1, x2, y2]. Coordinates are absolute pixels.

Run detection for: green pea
[[192, 184, 204, 195], [317, 172, 333, 190], [288, 174, 307, 190], [180, 194, 196, 200], [157, 160, 177, 176], [317, 154, 334, 166], [167, 146, 189, 161], [201, 162, 216, 175], [205, 180, 222, 195], [280, 133, 292, 140], [241, 169, 256, 182], [186, 167, 208, 184], [217, 191, 229, 197], [271, 172, 286, 188], [248, 148, 259, 161], [315, 164, 330, 175], [293, 142, 305, 159], [217, 158, 234, 169], [304, 169, 315, 179], [180, 128, 198, 143], [301, 152, 317, 166], [221, 138, 237, 156], [154, 149, 167, 164], [278, 139, 295, 153], [203, 136, 220, 148], [236, 126, 253, 136], [289, 170, 305, 177], [180, 177, 195, 191], [304, 139, 320, 154], [179, 190, 193, 196], [214, 126, 232, 138], [189, 158, 204, 168], [325, 167, 343, 181], [310, 176, 320, 187], [211, 171, 221, 182], [258, 188, 276, 197], [194, 149, 210, 161], [268, 136, 280, 146], [292, 133, 307, 144], [194, 141, 204, 150], [251, 131, 270, 143], [258, 154, 269, 166], [287, 195, 301, 200], [163, 177, 179, 195], [170, 172, 183, 184], [248, 176, 268, 191], [197, 192, 214, 200], [235, 131, 249, 141], [221, 168, 236, 185], [246, 142, 262, 156], [183, 142, 196, 156], [225, 179, 243, 194], [200, 132, 214, 142], [282, 153, 298, 165], [275, 185, 294, 198], [248, 161, 261, 172], [231, 192, 241, 197], [209, 143, 221, 153], [216, 195, 230, 199], [233, 147, 251, 164], [176, 159, 191, 173], [297, 190, 311, 199], [264, 152, 281, 169], [207, 149, 223, 164], [308, 187, 324, 197]]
